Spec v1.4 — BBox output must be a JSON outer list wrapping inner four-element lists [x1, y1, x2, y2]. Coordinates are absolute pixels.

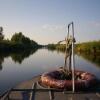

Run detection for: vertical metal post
[[71, 22, 75, 92], [67, 22, 75, 92]]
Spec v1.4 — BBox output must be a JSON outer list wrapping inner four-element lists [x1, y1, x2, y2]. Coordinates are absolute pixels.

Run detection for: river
[[0, 48, 100, 94]]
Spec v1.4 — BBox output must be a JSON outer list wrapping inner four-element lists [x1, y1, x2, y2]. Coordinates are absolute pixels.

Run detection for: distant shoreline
[[47, 40, 100, 55]]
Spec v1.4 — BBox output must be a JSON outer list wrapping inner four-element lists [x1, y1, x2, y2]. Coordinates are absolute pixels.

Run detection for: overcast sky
[[0, 0, 100, 44]]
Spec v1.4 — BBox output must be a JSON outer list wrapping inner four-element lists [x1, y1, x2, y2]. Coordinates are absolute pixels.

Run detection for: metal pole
[[71, 22, 75, 92], [67, 22, 75, 92]]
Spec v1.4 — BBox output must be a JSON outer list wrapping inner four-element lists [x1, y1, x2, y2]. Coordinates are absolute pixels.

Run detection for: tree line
[[47, 40, 100, 55], [76, 41, 100, 54], [0, 27, 41, 52]]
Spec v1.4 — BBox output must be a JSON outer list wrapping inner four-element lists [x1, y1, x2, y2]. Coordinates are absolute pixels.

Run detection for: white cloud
[[42, 24, 66, 32], [90, 21, 100, 27]]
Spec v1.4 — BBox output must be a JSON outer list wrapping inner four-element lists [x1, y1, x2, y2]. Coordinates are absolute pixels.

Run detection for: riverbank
[[76, 41, 100, 54], [47, 40, 100, 55], [0, 32, 42, 52]]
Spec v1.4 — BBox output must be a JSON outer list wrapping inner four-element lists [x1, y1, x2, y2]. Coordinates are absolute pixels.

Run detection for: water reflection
[[77, 52, 100, 67], [47, 48, 100, 67], [11, 49, 38, 64], [0, 48, 100, 71], [0, 48, 38, 70], [47, 47, 65, 53], [0, 48, 100, 94], [0, 57, 4, 70]]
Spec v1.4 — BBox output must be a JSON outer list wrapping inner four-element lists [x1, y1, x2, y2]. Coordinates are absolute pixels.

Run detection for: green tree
[[11, 32, 32, 44], [11, 32, 23, 43], [0, 27, 4, 41]]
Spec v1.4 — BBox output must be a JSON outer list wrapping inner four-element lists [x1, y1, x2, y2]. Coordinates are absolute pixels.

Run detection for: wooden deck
[[0, 75, 100, 100]]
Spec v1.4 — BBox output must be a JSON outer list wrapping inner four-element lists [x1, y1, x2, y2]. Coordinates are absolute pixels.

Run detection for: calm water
[[0, 48, 100, 94]]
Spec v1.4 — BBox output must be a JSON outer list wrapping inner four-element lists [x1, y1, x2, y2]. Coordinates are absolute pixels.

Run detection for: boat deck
[[0, 75, 100, 100]]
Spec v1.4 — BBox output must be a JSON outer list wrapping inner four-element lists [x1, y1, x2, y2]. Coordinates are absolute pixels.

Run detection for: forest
[[0, 31, 41, 53]]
